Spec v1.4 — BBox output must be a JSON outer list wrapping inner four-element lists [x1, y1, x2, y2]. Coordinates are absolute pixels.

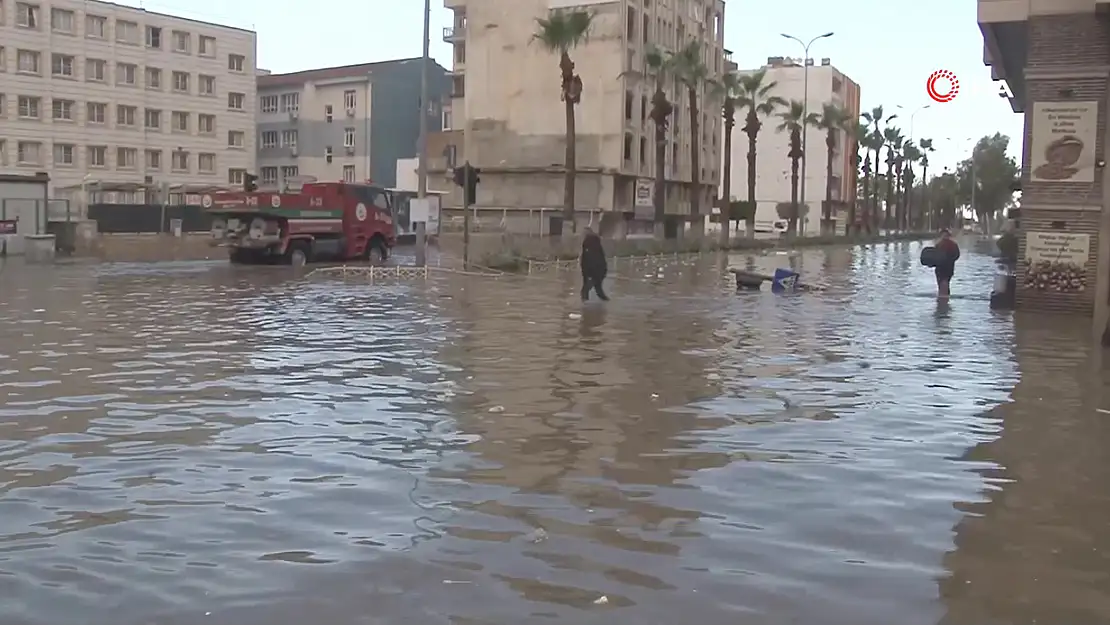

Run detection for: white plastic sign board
[[427, 196, 441, 235], [410, 198, 430, 223]]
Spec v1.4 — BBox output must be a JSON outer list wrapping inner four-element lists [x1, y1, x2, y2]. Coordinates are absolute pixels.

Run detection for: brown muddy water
[[0, 240, 1106, 625]]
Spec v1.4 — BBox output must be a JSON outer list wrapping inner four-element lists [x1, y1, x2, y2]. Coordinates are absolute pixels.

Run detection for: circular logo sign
[[201, 194, 212, 208], [270, 195, 281, 208], [926, 69, 959, 103], [355, 203, 367, 221]]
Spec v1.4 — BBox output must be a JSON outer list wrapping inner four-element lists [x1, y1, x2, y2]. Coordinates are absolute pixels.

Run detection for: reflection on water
[[0, 241, 1104, 624]]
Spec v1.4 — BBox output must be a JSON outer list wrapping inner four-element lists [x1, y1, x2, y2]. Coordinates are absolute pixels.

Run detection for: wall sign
[[1029, 101, 1099, 183]]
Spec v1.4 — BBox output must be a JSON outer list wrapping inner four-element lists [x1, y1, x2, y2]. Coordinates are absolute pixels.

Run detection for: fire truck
[[205, 182, 396, 265]]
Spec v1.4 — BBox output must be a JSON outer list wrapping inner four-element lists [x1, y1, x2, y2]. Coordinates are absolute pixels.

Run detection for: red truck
[[205, 182, 396, 265]]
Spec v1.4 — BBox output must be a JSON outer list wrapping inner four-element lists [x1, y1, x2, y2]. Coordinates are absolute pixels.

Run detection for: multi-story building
[[722, 56, 861, 233], [255, 58, 449, 191], [434, 0, 727, 236], [980, 0, 1110, 333], [0, 0, 257, 195]]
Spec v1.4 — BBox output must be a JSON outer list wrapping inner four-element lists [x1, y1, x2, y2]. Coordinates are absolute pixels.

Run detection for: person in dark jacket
[[934, 228, 960, 298], [580, 227, 609, 301]]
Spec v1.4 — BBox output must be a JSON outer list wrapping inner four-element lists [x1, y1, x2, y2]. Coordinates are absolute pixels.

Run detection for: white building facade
[[0, 0, 257, 195], [722, 57, 860, 232]]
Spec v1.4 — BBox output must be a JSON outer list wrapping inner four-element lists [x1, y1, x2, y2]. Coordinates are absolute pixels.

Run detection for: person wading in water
[[934, 228, 960, 298], [580, 227, 609, 301]]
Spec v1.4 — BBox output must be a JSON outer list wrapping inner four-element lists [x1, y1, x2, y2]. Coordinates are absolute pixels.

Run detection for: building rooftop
[[257, 58, 430, 88], [77, 0, 254, 34]]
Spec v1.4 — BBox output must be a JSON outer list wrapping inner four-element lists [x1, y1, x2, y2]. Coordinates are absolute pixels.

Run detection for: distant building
[[256, 59, 450, 190], [721, 57, 861, 233], [0, 0, 258, 195]]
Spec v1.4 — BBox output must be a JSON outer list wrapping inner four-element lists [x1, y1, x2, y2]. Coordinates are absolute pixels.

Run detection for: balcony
[[443, 25, 465, 42]]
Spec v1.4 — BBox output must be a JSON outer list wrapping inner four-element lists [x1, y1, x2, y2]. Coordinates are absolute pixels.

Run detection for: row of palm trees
[[533, 8, 938, 243]]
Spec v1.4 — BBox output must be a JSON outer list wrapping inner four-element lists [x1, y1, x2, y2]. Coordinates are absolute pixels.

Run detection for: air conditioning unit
[[290, 146, 298, 156], [345, 145, 355, 155], [345, 107, 355, 117], [288, 110, 299, 120]]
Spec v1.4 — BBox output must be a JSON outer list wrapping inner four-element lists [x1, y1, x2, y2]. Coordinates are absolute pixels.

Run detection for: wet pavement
[[0, 239, 1106, 625]]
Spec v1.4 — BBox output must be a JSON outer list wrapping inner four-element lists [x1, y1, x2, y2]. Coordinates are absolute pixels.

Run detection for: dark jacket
[[937, 237, 960, 265], [581, 232, 607, 277]]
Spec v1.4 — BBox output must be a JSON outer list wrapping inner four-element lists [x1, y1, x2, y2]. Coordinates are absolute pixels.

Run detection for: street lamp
[[415, 0, 431, 266], [896, 104, 931, 143], [781, 31, 833, 234]]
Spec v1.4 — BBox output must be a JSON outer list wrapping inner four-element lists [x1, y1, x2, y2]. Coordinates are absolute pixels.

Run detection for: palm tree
[[670, 41, 711, 237], [736, 69, 786, 237], [645, 47, 675, 238], [777, 100, 806, 235], [882, 126, 903, 229], [860, 106, 896, 231], [854, 123, 873, 234], [918, 138, 935, 229], [532, 8, 594, 234], [715, 70, 741, 246], [814, 103, 851, 234], [901, 142, 922, 230]]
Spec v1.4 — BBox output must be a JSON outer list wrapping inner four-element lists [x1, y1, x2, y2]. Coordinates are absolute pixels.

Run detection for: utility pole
[[462, 163, 471, 269], [415, 0, 431, 267], [781, 31, 833, 236]]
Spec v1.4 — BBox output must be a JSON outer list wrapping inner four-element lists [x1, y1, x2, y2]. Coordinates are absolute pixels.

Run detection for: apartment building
[[722, 57, 861, 233], [436, 0, 727, 235], [0, 0, 258, 195], [255, 58, 449, 191]]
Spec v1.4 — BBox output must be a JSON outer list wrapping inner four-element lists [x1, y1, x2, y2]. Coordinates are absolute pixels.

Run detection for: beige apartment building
[[979, 0, 1110, 337], [0, 0, 257, 196], [437, 0, 727, 235]]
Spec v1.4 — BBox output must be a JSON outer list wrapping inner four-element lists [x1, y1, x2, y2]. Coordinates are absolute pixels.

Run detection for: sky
[[119, 0, 1023, 174]]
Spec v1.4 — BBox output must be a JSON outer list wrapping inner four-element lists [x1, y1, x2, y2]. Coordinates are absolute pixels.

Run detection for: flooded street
[[0, 240, 1106, 625]]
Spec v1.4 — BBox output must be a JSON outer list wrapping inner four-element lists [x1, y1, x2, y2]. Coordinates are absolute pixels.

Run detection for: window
[[50, 8, 73, 33], [0, 47, 5, 72], [280, 93, 299, 111], [199, 75, 215, 96], [199, 35, 215, 57], [86, 58, 106, 82], [85, 15, 106, 38], [17, 141, 42, 164], [324, 146, 333, 163], [171, 150, 188, 171], [87, 102, 106, 124], [51, 53, 74, 77], [261, 131, 277, 148], [227, 92, 244, 110], [145, 25, 161, 48], [0, 141, 6, 166], [261, 167, 278, 183], [324, 104, 333, 122], [116, 105, 136, 127], [228, 54, 244, 72], [144, 108, 161, 130], [172, 71, 189, 92], [281, 130, 298, 147], [17, 50, 40, 74], [0, 94, 5, 117], [51, 99, 74, 121], [624, 133, 632, 161], [228, 169, 245, 185], [260, 95, 278, 113], [116, 147, 137, 169], [53, 143, 75, 166], [117, 63, 137, 86], [87, 145, 106, 168], [15, 2, 38, 28], [342, 165, 356, 182], [443, 109, 452, 130], [116, 20, 138, 44], [145, 67, 162, 89], [227, 130, 244, 147], [343, 128, 355, 147], [172, 30, 190, 53], [344, 90, 356, 110], [172, 111, 189, 132], [198, 153, 215, 173], [198, 114, 215, 134], [145, 149, 162, 170], [17, 96, 40, 119]]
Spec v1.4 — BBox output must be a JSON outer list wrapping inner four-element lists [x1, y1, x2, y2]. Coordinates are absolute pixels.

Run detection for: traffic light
[[243, 172, 258, 192], [452, 162, 480, 205]]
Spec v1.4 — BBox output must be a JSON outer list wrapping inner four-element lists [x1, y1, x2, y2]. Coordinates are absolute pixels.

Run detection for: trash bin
[[771, 267, 799, 293]]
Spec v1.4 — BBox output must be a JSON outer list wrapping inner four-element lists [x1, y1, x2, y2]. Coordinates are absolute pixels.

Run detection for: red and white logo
[[926, 70, 959, 103]]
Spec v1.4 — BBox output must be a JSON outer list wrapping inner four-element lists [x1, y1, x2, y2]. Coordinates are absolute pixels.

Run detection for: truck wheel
[[366, 236, 387, 264], [287, 241, 311, 267]]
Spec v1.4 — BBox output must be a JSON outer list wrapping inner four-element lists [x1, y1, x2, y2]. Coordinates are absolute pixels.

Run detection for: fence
[[87, 203, 213, 234]]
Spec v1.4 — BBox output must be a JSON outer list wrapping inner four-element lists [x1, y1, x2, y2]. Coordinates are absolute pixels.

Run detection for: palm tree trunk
[[884, 160, 894, 230], [871, 147, 881, 232], [563, 97, 576, 233], [789, 158, 800, 235], [745, 134, 757, 238], [859, 159, 870, 235], [922, 163, 930, 230], [652, 89, 667, 239], [823, 131, 834, 235], [687, 86, 700, 237], [720, 106, 734, 247]]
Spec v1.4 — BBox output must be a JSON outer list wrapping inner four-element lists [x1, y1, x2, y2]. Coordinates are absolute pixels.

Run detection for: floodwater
[[0, 239, 1106, 625]]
